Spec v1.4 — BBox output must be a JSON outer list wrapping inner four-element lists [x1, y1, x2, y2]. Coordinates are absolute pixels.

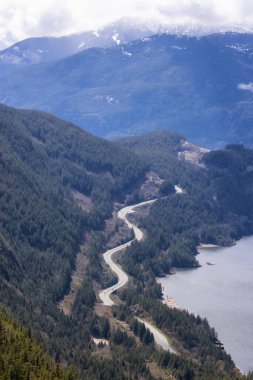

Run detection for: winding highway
[[99, 199, 156, 306], [99, 186, 182, 351], [137, 318, 177, 353]]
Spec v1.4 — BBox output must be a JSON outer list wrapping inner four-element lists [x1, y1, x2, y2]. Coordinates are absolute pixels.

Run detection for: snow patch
[[171, 45, 185, 50], [93, 31, 100, 37], [106, 95, 115, 104], [238, 82, 253, 92], [112, 33, 121, 45], [78, 41, 86, 49], [92, 95, 118, 104], [121, 47, 132, 57], [0, 54, 22, 64], [226, 44, 249, 53], [92, 95, 103, 102]]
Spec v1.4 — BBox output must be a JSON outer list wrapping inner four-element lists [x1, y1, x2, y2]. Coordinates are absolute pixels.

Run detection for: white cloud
[[1, 0, 253, 49], [238, 83, 253, 92]]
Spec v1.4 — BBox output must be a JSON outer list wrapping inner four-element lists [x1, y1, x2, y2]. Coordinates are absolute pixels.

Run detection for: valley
[[1, 23, 253, 377], [1, 105, 253, 377]]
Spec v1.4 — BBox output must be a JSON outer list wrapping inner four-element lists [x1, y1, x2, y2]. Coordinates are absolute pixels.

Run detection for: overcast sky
[[1, 0, 253, 49]]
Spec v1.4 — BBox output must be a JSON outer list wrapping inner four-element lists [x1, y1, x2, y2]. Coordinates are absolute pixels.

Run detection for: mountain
[[1, 32, 253, 146], [117, 130, 184, 179], [0, 103, 146, 369], [1, 104, 252, 379], [0, 18, 173, 65], [2, 18, 252, 66]]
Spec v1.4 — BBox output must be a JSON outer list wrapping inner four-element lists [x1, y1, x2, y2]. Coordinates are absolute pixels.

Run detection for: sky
[[1, 0, 253, 49]]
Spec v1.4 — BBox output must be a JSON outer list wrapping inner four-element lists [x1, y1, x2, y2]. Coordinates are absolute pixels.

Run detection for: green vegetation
[[0, 307, 77, 379], [1, 107, 253, 379], [112, 304, 245, 380], [118, 130, 183, 181], [2, 33, 253, 146], [119, 135, 253, 279], [0, 104, 147, 376], [116, 133, 253, 378]]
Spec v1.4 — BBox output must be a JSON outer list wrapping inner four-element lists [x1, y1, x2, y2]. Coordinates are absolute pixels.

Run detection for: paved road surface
[[99, 186, 182, 352], [137, 318, 177, 352], [99, 199, 155, 306]]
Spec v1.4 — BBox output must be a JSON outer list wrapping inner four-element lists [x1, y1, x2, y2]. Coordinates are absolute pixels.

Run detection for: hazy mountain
[[2, 17, 252, 66], [0, 18, 177, 65], [1, 32, 253, 146]]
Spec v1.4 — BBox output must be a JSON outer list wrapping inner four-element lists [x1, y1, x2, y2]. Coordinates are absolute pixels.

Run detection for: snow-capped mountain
[[0, 18, 171, 65], [2, 17, 252, 65], [2, 32, 253, 146]]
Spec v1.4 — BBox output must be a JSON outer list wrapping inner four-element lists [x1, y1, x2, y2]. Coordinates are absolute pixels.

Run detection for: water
[[158, 236, 253, 373]]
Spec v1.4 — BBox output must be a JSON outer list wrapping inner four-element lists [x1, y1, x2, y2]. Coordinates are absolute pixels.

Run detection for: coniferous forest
[[1, 104, 253, 379]]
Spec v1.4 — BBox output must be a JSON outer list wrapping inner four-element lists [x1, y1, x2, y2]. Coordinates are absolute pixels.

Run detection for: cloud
[[1, 0, 253, 49], [238, 83, 253, 93]]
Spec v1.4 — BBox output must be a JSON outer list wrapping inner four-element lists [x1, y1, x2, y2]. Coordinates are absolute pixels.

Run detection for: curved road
[[137, 318, 177, 353], [99, 186, 182, 351], [99, 199, 156, 307]]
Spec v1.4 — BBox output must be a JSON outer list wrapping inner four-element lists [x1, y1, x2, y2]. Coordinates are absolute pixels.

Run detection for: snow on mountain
[[2, 17, 253, 66]]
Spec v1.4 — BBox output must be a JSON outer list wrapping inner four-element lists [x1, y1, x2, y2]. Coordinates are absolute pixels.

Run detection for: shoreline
[[198, 243, 219, 249], [158, 235, 253, 374]]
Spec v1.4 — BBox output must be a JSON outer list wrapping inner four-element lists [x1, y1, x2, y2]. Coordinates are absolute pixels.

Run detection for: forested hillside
[[1, 106, 253, 379], [119, 135, 253, 278], [118, 130, 184, 180], [0, 104, 147, 374], [115, 136, 253, 379], [2, 33, 253, 145], [0, 308, 77, 379]]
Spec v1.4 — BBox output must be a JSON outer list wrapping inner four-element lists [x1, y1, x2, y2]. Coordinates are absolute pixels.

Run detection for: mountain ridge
[[0, 103, 146, 364], [2, 17, 253, 65], [1, 32, 253, 145]]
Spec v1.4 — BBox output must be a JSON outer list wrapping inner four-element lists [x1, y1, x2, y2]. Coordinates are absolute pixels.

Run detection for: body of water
[[158, 236, 253, 373]]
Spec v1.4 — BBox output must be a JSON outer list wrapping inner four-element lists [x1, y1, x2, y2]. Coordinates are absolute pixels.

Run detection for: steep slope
[[0, 308, 77, 379], [116, 138, 253, 376], [0, 104, 146, 364], [118, 132, 253, 271], [1, 33, 253, 145], [117, 130, 184, 179], [1, 106, 252, 379]]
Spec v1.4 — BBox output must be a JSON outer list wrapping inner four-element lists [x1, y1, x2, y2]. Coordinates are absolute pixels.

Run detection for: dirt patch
[[92, 337, 109, 346], [148, 362, 175, 380], [30, 135, 45, 146], [58, 242, 89, 316], [72, 190, 92, 212], [140, 171, 163, 200], [178, 140, 210, 168], [94, 303, 141, 345], [58, 205, 130, 316]]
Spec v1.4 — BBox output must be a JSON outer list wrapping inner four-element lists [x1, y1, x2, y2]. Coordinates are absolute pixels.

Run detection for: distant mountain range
[[0, 18, 185, 65], [1, 31, 253, 146], [1, 18, 252, 66]]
